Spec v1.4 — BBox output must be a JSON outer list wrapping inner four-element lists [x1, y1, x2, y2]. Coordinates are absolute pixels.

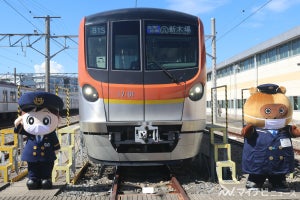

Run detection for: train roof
[[85, 8, 199, 24], [0, 81, 36, 89], [0, 80, 17, 86]]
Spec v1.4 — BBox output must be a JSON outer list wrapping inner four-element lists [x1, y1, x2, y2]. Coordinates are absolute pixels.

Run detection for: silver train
[[78, 8, 207, 165], [0, 81, 78, 119]]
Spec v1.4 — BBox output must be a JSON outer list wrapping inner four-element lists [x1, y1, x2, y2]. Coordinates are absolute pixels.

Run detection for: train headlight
[[188, 83, 204, 101], [82, 84, 98, 102]]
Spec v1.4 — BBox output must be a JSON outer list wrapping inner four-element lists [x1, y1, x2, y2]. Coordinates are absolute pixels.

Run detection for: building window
[[292, 38, 300, 56], [257, 52, 267, 66], [293, 96, 300, 110], [268, 48, 277, 62], [207, 72, 211, 81], [206, 101, 211, 108], [237, 99, 243, 109], [230, 100, 234, 109], [279, 43, 290, 59], [240, 57, 254, 71]]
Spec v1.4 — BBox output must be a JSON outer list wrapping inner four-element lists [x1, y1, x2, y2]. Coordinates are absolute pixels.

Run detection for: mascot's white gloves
[[14, 115, 23, 127]]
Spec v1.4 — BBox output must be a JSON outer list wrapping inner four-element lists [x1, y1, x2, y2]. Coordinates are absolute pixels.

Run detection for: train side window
[[112, 21, 140, 71], [86, 24, 107, 69], [10, 91, 16, 102], [3, 90, 7, 102]]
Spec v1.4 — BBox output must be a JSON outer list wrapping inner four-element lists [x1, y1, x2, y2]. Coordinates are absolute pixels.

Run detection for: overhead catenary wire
[[205, 0, 274, 50], [216, 0, 273, 42], [217, 0, 259, 36], [205, 0, 274, 68], [2, 0, 43, 33], [0, 0, 78, 74]]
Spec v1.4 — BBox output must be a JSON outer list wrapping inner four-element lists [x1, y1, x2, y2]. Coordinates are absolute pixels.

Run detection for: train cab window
[[145, 22, 198, 70], [86, 24, 107, 69], [112, 21, 140, 70]]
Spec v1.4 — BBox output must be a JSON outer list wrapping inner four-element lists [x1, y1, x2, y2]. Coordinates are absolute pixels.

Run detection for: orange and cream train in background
[[78, 8, 206, 165]]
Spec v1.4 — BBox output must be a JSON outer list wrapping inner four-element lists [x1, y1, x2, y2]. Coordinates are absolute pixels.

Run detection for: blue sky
[[0, 0, 300, 75]]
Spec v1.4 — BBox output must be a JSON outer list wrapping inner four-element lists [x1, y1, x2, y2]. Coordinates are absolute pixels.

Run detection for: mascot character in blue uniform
[[14, 91, 63, 190], [242, 84, 300, 192]]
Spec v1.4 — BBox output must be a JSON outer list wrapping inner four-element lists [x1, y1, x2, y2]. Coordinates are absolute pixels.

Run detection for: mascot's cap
[[257, 83, 279, 94], [18, 91, 64, 112]]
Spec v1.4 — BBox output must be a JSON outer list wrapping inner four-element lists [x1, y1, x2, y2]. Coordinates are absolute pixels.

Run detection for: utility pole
[[34, 16, 60, 92], [211, 18, 217, 122], [205, 18, 217, 122], [14, 68, 16, 84], [0, 17, 77, 92]]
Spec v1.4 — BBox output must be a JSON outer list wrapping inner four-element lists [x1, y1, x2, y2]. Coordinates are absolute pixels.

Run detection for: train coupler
[[135, 124, 159, 144]]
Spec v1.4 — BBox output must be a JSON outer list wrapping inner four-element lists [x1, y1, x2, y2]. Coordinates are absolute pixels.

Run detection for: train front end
[[78, 8, 206, 165]]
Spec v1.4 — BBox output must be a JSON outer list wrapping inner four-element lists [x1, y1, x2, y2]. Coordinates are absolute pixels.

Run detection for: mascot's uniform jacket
[[15, 126, 60, 179], [15, 91, 63, 180], [242, 126, 294, 175], [15, 127, 60, 162], [242, 84, 295, 176]]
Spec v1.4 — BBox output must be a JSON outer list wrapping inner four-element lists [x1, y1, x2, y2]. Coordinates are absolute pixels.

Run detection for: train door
[[108, 20, 144, 121]]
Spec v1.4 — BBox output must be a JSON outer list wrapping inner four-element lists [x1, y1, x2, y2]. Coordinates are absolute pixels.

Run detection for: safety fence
[[210, 85, 239, 185], [0, 124, 86, 184]]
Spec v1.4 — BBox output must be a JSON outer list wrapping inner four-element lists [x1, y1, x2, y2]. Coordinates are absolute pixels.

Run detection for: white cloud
[[166, 0, 229, 15], [266, 0, 300, 12], [34, 60, 64, 73]]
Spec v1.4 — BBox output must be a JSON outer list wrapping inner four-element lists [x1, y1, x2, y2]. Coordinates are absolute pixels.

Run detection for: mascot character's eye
[[43, 117, 51, 125], [265, 108, 271, 114], [27, 116, 34, 125], [279, 107, 285, 114]]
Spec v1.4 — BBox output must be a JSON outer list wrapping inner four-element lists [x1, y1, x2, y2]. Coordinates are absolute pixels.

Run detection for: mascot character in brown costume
[[242, 83, 300, 191]]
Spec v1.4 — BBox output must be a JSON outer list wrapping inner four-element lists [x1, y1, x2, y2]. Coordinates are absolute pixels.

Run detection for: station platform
[[0, 178, 64, 197], [0, 122, 88, 199]]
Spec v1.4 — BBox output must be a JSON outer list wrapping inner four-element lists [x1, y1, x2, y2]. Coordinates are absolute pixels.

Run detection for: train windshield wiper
[[151, 61, 179, 84]]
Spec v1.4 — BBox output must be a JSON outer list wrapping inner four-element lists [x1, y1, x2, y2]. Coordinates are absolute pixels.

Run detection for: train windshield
[[112, 21, 140, 70], [145, 21, 198, 70], [86, 24, 107, 69], [86, 21, 198, 71]]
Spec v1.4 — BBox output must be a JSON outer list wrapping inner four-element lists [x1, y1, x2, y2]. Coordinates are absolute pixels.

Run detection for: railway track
[[110, 165, 190, 200], [59, 164, 193, 200]]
